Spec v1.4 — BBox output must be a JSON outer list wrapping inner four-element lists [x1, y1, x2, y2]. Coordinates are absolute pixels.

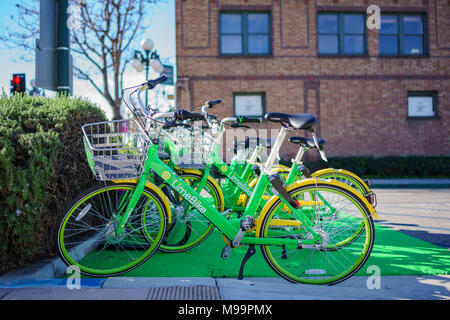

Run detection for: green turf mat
[[74, 223, 449, 278], [360, 224, 450, 276], [116, 223, 449, 278]]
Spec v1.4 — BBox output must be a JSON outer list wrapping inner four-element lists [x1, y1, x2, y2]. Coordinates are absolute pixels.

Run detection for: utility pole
[[56, 0, 70, 95], [36, 0, 72, 95]]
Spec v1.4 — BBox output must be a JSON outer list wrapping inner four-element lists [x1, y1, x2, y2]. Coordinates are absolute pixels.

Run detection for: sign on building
[[162, 64, 174, 85]]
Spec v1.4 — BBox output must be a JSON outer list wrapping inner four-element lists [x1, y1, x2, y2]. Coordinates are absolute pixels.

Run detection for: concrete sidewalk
[[1, 276, 449, 300]]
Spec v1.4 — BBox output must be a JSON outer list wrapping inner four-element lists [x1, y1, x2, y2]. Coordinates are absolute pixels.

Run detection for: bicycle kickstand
[[238, 244, 256, 280]]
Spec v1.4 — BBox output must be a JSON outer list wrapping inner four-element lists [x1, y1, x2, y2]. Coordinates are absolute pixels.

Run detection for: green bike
[[155, 105, 377, 253], [57, 76, 376, 285]]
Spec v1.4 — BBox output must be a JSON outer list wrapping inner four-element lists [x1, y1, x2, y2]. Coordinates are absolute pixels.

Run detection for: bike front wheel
[[258, 181, 375, 285], [56, 182, 168, 277]]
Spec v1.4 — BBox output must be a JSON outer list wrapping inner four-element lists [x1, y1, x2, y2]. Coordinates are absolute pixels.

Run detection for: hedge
[[326, 156, 450, 178], [280, 156, 450, 178], [0, 94, 106, 275]]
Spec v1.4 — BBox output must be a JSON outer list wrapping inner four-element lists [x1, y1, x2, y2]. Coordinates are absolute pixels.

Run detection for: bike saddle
[[288, 136, 326, 148], [265, 112, 317, 130]]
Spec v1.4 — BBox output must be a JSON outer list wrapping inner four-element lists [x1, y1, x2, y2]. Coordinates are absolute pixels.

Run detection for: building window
[[317, 12, 366, 56], [234, 93, 265, 117], [380, 14, 426, 56], [220, 12, 271, 56], [407, 91, 437, 119]]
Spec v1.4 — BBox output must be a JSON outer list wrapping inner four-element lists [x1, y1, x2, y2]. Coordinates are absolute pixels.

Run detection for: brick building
[[175, 0, 449, 160]]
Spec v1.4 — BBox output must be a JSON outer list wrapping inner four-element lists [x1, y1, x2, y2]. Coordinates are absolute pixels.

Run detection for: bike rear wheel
[[259, 182, 375, 285], [56, 182, 168, 277]]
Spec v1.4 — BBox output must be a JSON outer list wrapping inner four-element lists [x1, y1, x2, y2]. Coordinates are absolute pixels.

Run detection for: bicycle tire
[[258, 181, 375, 285], [56, 182, 168, 277]]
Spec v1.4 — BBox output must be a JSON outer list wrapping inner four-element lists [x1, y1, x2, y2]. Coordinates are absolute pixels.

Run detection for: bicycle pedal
[[221, 245, 232, 259], [230, 216, 255, 247], [240, 216, 255, 230]]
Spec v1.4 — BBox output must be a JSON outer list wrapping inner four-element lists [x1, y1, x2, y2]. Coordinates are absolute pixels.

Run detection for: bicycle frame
[[113, 84, 362, 250], [116, 129, 323, 249], [201, 137, 300, 211]]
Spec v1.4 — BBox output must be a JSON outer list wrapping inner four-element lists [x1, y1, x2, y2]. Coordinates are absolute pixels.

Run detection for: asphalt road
[[372, 188, 450, 249]]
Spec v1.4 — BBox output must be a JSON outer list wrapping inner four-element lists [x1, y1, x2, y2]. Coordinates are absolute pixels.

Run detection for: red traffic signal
[[10, 73, 26, 94], [12, 76, 21, 85]]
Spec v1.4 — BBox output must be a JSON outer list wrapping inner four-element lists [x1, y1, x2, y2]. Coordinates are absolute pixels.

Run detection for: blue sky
[[0, 0, 176, 118]]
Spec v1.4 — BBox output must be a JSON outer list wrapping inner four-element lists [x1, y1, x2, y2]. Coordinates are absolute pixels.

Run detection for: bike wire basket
[[162, 125, 219, 168], [82, 119, 152, 181]]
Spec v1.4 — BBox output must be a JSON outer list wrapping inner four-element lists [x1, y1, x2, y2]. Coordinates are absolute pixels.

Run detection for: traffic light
[[10, 73, 26, 95]]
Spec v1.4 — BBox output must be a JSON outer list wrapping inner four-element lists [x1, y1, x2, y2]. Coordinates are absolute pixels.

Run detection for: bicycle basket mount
[[82, 119, 151, 180]]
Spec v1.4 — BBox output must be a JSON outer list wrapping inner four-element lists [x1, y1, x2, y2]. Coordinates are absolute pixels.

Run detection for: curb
[[0, 278, 105, 289], [0, 239, 97, 282], [371, 179, 450, 189], [0, 257, 65, 282]]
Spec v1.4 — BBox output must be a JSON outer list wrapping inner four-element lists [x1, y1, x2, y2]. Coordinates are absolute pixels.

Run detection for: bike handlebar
[[200, 99, 221, 128], [221, 116, 263, 126], [238, 116, 263, 123], [145, 74, 168, 89], [135, 75, 168, 115], [205, 99, 222, 108], [175, 110, 205, 121]]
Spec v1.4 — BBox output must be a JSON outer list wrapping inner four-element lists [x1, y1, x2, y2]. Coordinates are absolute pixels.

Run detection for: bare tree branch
[[72, 65, 103, 96], [2, 0, 163, 120]]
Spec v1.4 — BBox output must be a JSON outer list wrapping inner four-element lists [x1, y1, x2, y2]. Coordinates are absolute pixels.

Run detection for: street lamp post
[[130, 38, 164, 106]]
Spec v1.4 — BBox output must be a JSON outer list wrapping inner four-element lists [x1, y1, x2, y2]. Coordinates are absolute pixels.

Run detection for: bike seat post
[[292, 145, 308, 165], [247, 144, 261, 165], [262, 126, 289, 174], [310, 131, 328, 162], [311, 131, 321, 149]]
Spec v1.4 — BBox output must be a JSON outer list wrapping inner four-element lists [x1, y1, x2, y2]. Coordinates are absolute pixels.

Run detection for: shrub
[[279, 155, 450, 178], [0, 94, 106, 274]]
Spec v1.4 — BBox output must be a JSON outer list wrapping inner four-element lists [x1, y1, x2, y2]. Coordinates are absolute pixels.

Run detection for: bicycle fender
[[112, 179, 172, 223], [314, 178, 377, 218], [176, 168, 225, 212], [312, 168, 371, 193], [255, 178, 377, 236]]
